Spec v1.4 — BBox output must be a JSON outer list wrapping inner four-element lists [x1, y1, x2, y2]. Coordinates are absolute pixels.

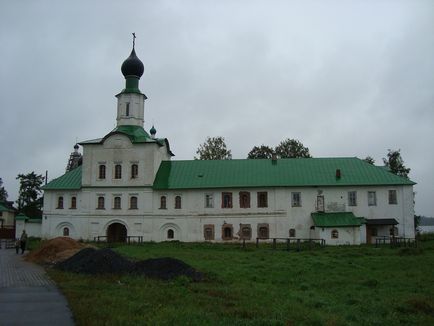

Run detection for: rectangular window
[[368, 191, 377, 206], [114, 164, 122, 179], [291, 192, 302, 207], [257, 192, 268, 208], [388, 190, 397, 205], [221, 192, 233, 208], [348, 191, 357, 206], [126, 102, 130, 116], [239, 191, 250, 208], [205, 194, 214, 208]]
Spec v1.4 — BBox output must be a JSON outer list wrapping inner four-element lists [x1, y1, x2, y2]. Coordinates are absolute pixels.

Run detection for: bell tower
[[115, 33, 147, 127]]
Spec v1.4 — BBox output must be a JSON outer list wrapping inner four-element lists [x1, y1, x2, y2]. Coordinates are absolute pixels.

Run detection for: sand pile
[[55, 248, 203, 281], [25, 237, 88, 264]]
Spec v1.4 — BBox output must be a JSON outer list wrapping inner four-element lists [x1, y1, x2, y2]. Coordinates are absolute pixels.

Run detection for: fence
[[253, 237, 326, 251], [93, 236, 144, 244], [375, 236, 417, 248]]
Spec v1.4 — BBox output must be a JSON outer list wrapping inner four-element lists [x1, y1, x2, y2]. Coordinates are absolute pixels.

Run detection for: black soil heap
[[56, 248, 203, 281]]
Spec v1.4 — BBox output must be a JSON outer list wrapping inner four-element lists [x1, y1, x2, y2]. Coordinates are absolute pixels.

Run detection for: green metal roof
[[78, 125, 174, 155], [43, 166, 82, 190], [15, 213, 42, 223], [311, 212, 364, 227], [0, 202, 14, 212], [153, 157, 415, 190]]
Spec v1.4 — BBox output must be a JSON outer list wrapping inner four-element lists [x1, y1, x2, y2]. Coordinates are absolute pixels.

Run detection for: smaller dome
[[121, 48, 144, 78], [74, 144, 79, 150], [150, 125, 156, 135]]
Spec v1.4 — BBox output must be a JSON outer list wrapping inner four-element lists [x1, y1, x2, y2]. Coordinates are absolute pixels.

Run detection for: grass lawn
[[48, 239, 434, 325]]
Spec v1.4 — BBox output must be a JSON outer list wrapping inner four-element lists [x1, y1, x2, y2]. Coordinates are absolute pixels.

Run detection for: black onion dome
[[121, 48, 144, 78]]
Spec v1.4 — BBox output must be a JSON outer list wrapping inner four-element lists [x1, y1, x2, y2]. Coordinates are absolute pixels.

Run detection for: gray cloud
[[1, 0, 433, 216]]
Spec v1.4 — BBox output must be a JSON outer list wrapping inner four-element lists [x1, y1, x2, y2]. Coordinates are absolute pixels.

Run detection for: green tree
[[195, 136, 232, 160], [383, 149, 410, 178], [0, 177, 8, 202], [363, 156, 375, 165], [247, 145, 274, 159], [16, 172, 45, 218], [275, 138, 311, 158]]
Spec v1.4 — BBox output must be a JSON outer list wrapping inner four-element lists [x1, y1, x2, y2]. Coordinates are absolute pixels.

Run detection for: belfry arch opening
[[107, 222, 127, 243]]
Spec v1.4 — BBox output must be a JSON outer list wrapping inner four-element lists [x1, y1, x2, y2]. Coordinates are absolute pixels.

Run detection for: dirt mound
[[56, 248, 203, 281], [134, 257, 203, 281], [56, 248, 134, 275], [25, 237, 87, 264]]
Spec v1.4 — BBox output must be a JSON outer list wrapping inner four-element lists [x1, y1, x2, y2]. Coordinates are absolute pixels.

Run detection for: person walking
[[20, 230, 28, 254]]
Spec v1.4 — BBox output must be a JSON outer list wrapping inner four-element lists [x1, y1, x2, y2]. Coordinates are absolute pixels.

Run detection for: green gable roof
[[43, 166, 82, 190], [311, 212, 364, 227], [153, 157, 415, 190]]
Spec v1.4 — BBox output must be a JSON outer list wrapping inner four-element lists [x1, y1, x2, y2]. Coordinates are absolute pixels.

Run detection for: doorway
[[107, 223, 127, 243]]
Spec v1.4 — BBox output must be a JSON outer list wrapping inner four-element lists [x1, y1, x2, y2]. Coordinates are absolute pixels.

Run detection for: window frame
[[63, 227, 70, 237], [289, 228, 296, 237], [205, 194, 214, 208], [257, 192, 268, 208], [204, 225, 215, 241], [57, 196, 64, 209], [222, 224, 233, 240], [368, 191, 377, 206], [291, 192, 302, 207], [388, 190, 398, 205], [221, 192, 233, 208], [131, 164, 138, 179], [239, 191, 250, 208], [331, 229, 339, 239], [130, 196, 138, 209], [114, 164, 122, 179], [70, 196, 77, 209], [98, 164, 106, 179], [97, 196, 105, 209], [113, 196, 121, 209], [175, 195, 182, 209], [160, 196, 167, 209], [348, 191, 357, 207]]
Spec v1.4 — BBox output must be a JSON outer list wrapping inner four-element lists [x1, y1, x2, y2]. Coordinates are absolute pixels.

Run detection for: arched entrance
[[107, 223, 127, 243]]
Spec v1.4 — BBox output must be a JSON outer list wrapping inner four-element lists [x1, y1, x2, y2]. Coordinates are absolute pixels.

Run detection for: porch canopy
[[311, 212, 364, 227], [365, 218, 398, 226]]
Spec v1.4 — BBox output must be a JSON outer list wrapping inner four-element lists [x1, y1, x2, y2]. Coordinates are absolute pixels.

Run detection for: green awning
[[311, 212, 364, 227]]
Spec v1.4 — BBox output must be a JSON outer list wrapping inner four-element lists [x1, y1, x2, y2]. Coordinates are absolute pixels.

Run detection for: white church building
[[39, 44, 416, 245]]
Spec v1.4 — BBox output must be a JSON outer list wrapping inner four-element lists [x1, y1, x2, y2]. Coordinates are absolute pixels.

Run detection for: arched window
[[63, 227, 70, 237], [331, 229, 339, 239], [97, 196, 105, 209], [70, 196, 77, 209], [204, 225, 214, 240], [289, 228, 296, 237], [99, 164, 106, 179], [160, 196, 167, 209], [114, 164, 122, 179], [114, 197, 121, 209], [175, 196, 182, 209], [258, 225, 269, 239], [131, 164, 138, 179], [167, 229, 174, 239], [57, 196, 64, 209], [130, 196, 138, 209], [241, 226, 252, 240]]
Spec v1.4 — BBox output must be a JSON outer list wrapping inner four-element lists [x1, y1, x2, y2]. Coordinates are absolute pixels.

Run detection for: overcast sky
[[0, 0, 433, 216]]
